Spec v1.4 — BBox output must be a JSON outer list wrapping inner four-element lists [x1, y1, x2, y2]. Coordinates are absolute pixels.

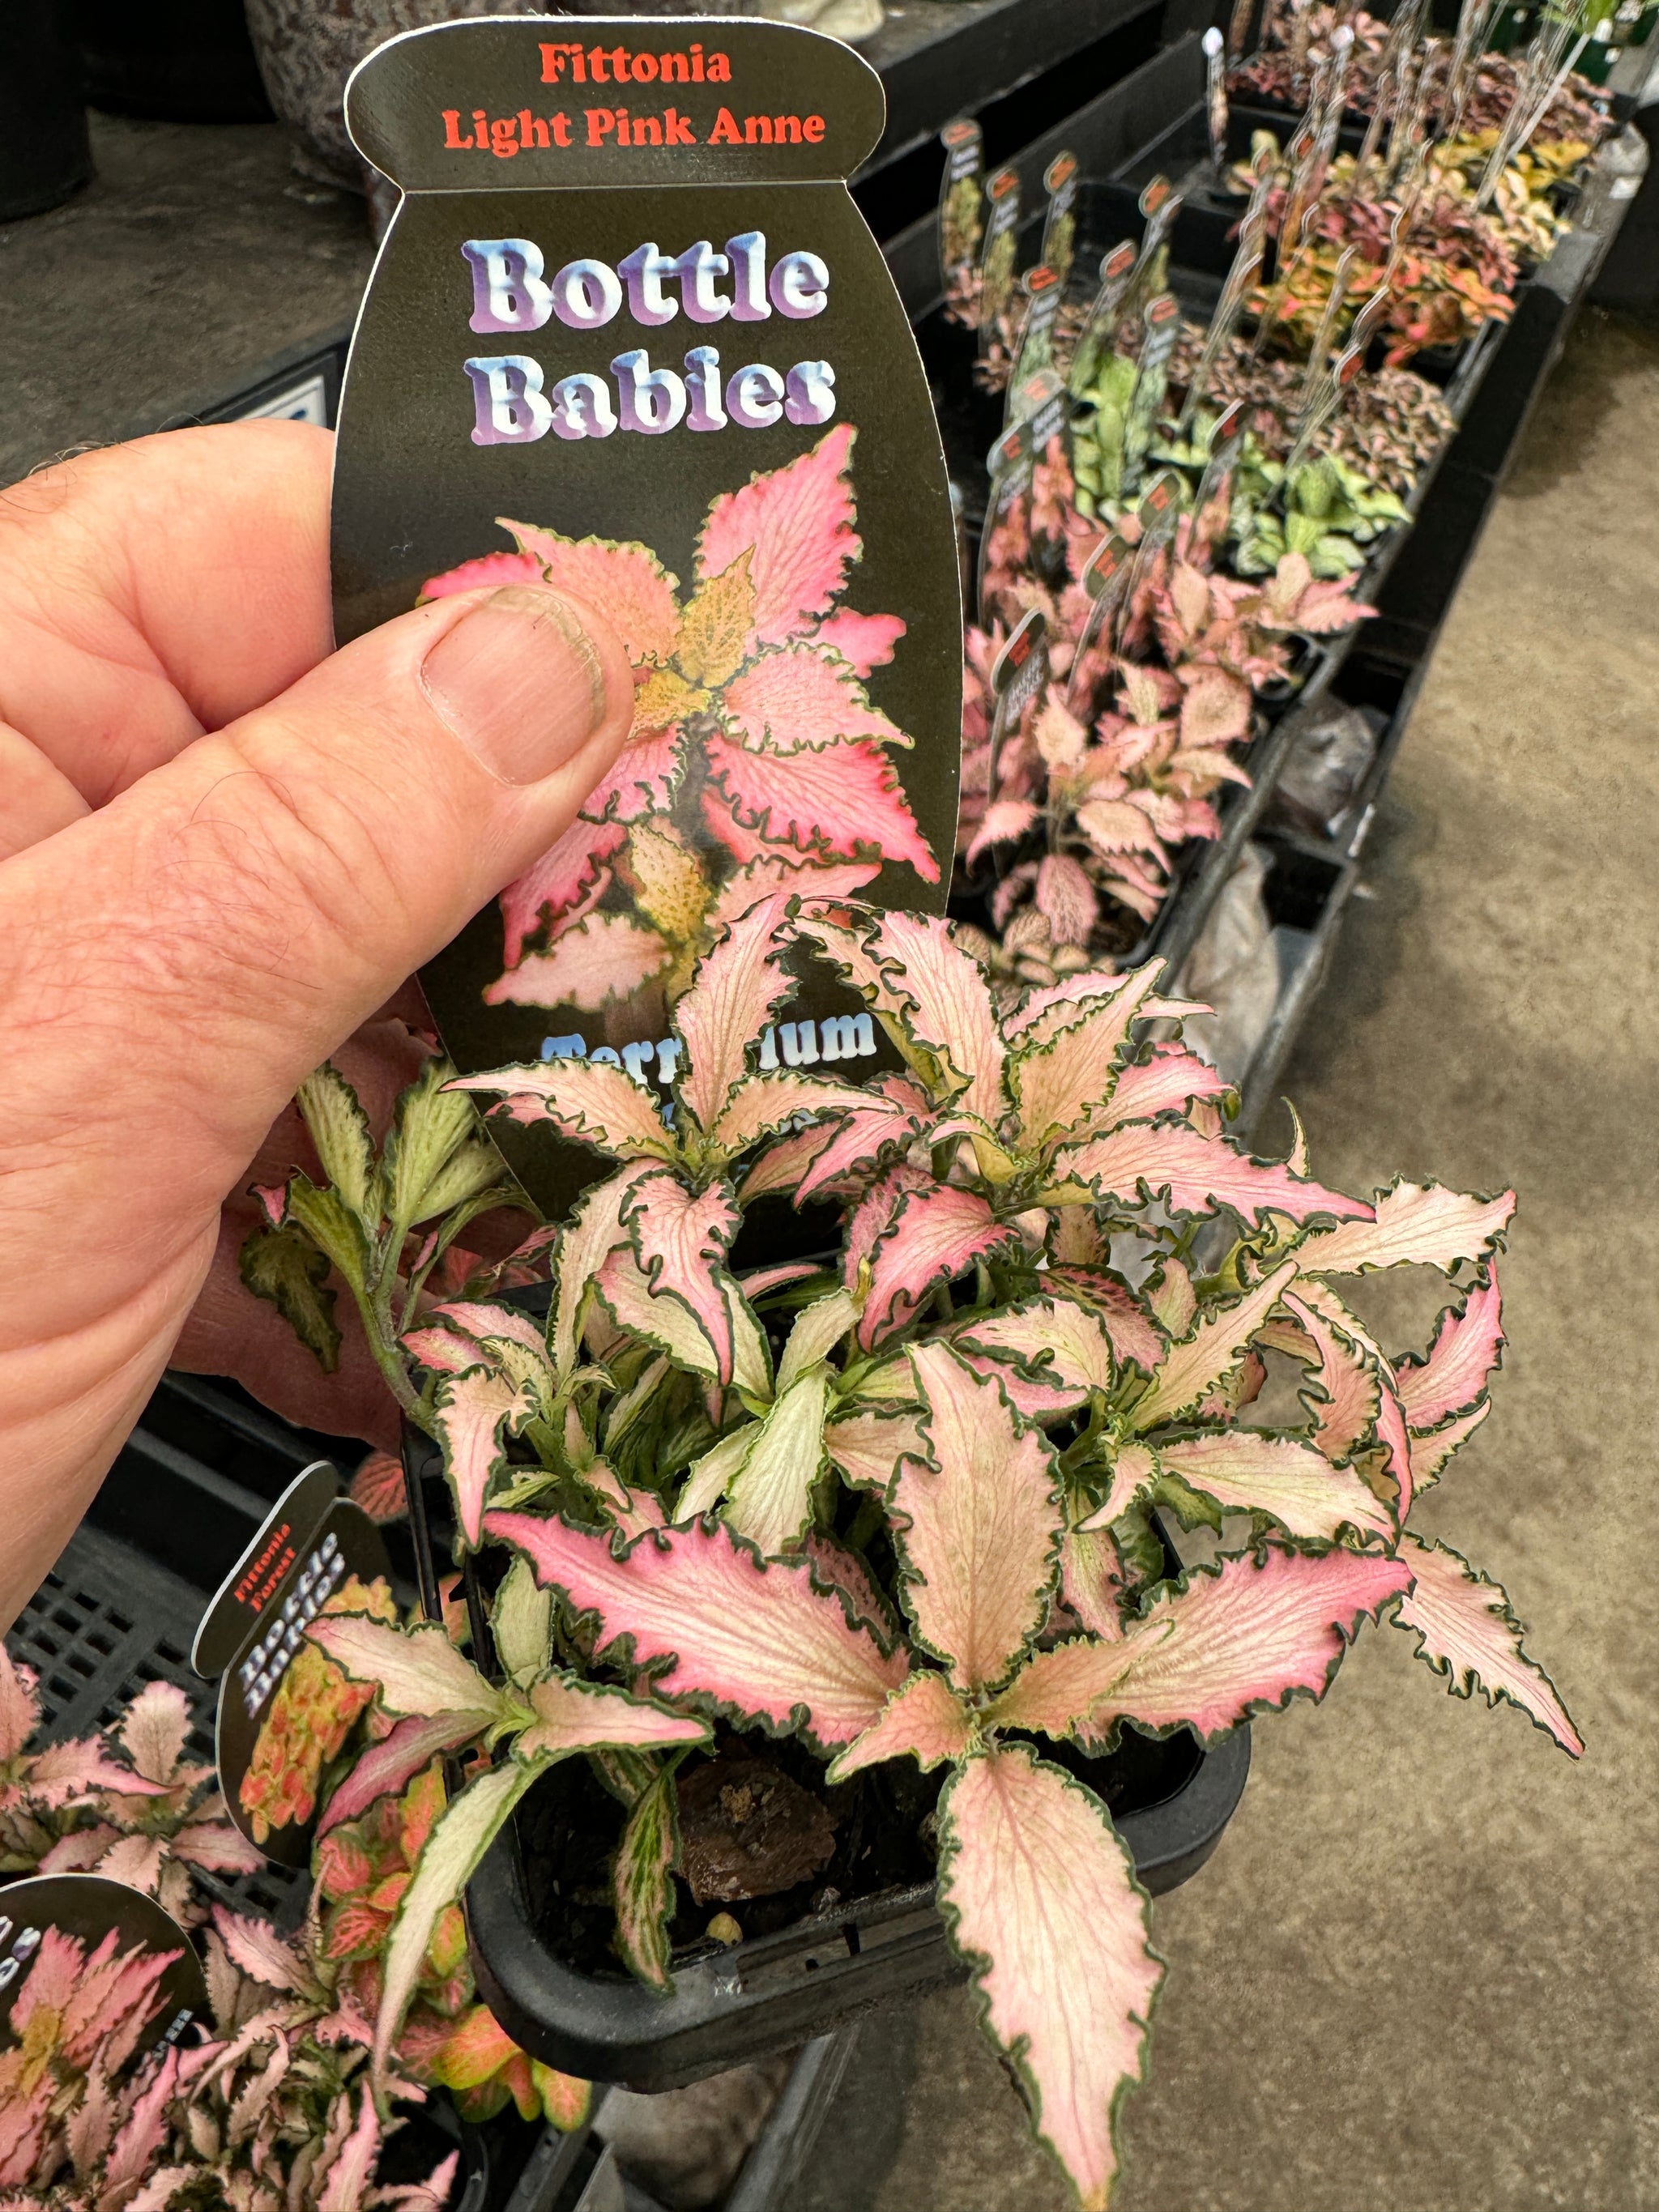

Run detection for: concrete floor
[[819, 306, 1659, 2212]]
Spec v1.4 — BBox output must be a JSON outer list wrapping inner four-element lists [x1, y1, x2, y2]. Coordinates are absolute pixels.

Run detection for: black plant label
[[0, 1877, 207, 2057], [331, 17, 962, 1229], [205, 1475, 394, 1870]]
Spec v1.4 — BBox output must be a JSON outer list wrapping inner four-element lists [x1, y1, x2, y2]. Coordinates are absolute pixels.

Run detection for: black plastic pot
[[0, 0, 91, 222], [467, 1726, 1250, 2093], [75, 0, 273, 121]]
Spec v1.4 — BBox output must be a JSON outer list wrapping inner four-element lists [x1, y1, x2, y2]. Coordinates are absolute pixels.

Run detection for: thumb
[[2, 579, 635, 1227]]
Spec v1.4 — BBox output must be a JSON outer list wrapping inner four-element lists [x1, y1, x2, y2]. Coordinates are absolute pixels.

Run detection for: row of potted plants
[[940, 0, 1614, 989]]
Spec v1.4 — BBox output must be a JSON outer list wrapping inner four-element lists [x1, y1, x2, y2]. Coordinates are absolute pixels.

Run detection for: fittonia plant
[[422, 424, 936, 1018], [253, 897, 1579, 2209]]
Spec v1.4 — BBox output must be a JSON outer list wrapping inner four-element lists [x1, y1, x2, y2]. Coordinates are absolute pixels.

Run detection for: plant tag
[[209, 1482, 394, 1869], [1190, 397, 1248, 558], [1068, 240, 1138, 398], [1115, 468, 1183, 654], [937, 117, 984, 307], [1134, 177, 1183, 289], [1121, 293, 1182, 496], [1039, 151, 1079, 291], [0, 1877, 207, 2059], [331, 17, 962, 1230], [987, 607, 1049, 801], [191, 1460, 342, 1678], [1067, 531, 1132, 708], [1006, 263, 1064, 404], [977, 164, 1023, 351], [978, 412, 1035, 626]]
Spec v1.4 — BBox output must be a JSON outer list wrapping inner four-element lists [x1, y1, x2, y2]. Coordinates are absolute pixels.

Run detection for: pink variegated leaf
[[739, 1260, 825, 1298], [825, 1669, 974, 1781], [952, 1349, 1080, 1422], [484, 1515, 907, 1750], [1273, 1294, 1380, 1464], [96, 1833, 168, 1894], [737, 1121, 838, 1201], [421, 548, 544, 601], [401, 1325, 488, 1376], [621, 1171, 740, 1384], [696, 421, 859, 643], [1059, 1121, 1371, 1230], [1034, 854, 1098, 947], [448, 1058, 673, 1161], [938, 1745, 1162, 2212], [1077, 797, 1169, 859], [725, 1369, 832, 1556], [117, 1680, 191, 1786], [251, 1181, 287, 1231], [824, 1404, 928, 1493], [317, 2086, 381, 2212], [583, 725, 687, 825], [705, 728, 940, 882], [723, 643, 908, 753], [1409, 1399, 1491, 1494], [795, 1095, 924, 1204], [498, 519, 681, 665], [859, 1184, 1021, 1349], [871, 910, 1007, 1120], [308, 1617, 503, 1724], [813, 607, 906, 675], [676, 893, 798, 1135], [1393, 1532, 1582, 1756], [1178, 665, 1252, 747], [434, 1300, 549, 1358], [1395, 1268, 1505, 1431], [318, 1713, 484, 1836], [1290, 1281, 1415, 1515], [798, 1532, 895, 1640], [0, 1646, 41, 1760], [582, 1460, 667, 1539], [957, 1297, 1117, 1408], [350, 1450, 410, 1524], [1047, 1268, 1167, 1377], [1063, 1516, 1141, 1639], [1291, 1178, 1516, 1276], [965, 798, 1041, 868], [991, 1547, 1410, 1744], [1007, 969, 1145, 1046], [1077, 1443, 1160, 1536], [1099, 1045, 1235, 1132], [552, 1164, 650, 1380], [28, 1738, 166, 1807], [1158, 1430, 1393, 1543], [214, 1904, 311, 1993], [498, 819, 628, 965], [704, 852, 880, 938], [1130, 1263, 1299, 1432], [1012, 964, 1166, 1149], [171, 1821, 265, 1875], [485, 914, 673, 1013], [711, 1072, 864, 1154], [514, 1670, 710, 1761], [892, 1344, 1060, 1694], [431, 1366, 534, 1546], [101, 2048, 181, 2205]]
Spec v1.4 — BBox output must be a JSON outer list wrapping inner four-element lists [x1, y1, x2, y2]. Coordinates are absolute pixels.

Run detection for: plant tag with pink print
[[332, 15, 961, 1230], [0, 1875, 207, 2058], [203, 1477, 394, 1869]]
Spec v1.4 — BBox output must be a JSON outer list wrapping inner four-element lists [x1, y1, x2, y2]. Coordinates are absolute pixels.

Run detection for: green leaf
[[493, 1558, 553, 1690], [385, 1056, 492, 1235], [296, 1063, 381, 1227], [239, 1220, 340, 1372], [413, 1141, 512, 1229], [286, 1175, 371, 1294], [1111, 1502, 1166, 1584], [612, 1765, 683, 1993], [375, 1757, 544, 2077]]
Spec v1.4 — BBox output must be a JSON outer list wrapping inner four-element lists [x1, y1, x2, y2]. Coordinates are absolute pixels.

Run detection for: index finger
[[0, 419, 335, 808]]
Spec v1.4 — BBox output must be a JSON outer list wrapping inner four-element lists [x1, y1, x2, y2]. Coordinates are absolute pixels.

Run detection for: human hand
[[0, 421, 634, 1630]]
